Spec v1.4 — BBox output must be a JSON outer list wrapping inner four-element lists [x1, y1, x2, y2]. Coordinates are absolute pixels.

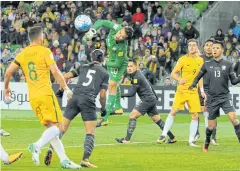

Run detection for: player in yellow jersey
[[157, 39, 206, 146], [4, 26, 81, 169]]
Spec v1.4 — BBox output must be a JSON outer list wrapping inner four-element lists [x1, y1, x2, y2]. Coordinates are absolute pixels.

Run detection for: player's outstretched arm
[[121, 85, 140, 97], [93, 20, 115, 31], [189, 64, 207, 89], [229, 65, 240, 85], [4, 62, 20, 98]]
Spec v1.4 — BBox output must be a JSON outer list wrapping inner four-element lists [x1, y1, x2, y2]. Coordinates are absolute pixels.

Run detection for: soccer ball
[[74, 15, 92, 32]]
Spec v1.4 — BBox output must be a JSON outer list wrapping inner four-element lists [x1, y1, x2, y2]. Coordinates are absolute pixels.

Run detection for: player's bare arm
[[198, 78, 206, 98], [49, 64, 72, 99], [171, 67, 186, 85]]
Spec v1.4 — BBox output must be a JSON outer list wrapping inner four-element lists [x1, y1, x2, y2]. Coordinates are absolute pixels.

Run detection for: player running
[[158, 39, 205, 146], [189, 40, 240, 152], [4, 26, 81, 169], [115, 59, 176, 144], [0, 129, 23, 165], [44, 49, 109, 168], [91, 20, 134, 127]]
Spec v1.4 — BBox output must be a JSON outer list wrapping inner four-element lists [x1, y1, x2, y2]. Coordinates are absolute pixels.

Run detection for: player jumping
[[4, 26, 81, 169], [115, 59, 177, 144], [91, 20, 134, 127], [189, 40, 240, 152], [158, 39, 205, 146]]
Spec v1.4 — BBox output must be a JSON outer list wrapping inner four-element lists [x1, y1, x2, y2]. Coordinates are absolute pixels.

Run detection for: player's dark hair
[[91, 49, 104, 62], [129, 58, 137, 65], [187, 39, 198, 45], [28, 26, 43, 42], [213, 40, 224, 48], [204, 39, 213, 45], [124, 26, 134, 38]]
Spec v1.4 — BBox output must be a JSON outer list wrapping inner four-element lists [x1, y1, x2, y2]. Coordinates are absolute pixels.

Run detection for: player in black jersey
[[115, 59, 176, 144], [195, 39, 218, 146], [189, 41, 240, 152], [44, 49, 109, 168]]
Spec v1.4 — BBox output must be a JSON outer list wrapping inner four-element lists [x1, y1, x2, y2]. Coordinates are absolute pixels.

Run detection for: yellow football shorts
[[172, 90, 201, 113], [30, 95, 63, 125]]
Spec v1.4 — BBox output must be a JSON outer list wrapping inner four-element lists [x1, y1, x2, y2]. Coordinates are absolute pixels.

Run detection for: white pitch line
[[5, 140, 190, 151]]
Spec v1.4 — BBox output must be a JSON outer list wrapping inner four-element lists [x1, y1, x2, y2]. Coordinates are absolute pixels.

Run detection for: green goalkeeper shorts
[[107, 63, 128, 83]]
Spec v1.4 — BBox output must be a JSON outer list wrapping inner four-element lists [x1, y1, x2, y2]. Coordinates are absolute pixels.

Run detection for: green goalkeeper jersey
[[93, 20, 128, 69]]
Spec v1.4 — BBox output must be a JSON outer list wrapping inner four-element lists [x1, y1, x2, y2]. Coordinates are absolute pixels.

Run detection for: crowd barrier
[[1, 82, 239, 115]]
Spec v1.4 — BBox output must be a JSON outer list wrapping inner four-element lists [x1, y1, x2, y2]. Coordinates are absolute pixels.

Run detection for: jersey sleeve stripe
[[14, 60, 20, 66]]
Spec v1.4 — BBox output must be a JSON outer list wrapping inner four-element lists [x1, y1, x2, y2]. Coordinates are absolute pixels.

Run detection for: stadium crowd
[[1, 1, 240, 85]]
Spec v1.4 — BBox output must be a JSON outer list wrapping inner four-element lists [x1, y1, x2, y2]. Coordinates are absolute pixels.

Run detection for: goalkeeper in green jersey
[[92, 20, 134, 127]]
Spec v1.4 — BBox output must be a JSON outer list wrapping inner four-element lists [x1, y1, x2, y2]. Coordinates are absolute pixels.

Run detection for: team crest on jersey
[[133, 79, 138, 84], [118, 51, 123, 56], [222, 65, 226, 70]]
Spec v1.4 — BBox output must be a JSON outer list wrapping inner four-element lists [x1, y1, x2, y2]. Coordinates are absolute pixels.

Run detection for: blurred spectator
[[141, 23, 150, 37], [2, 14, 12, 31], [77, 45, 86, 62], [232, 37, 238, 49], [85, 40, 94, 60], [157, 48, 167, 79], [224, 42, 233, 57], [79, 55, 89, 65], [29, 7, 38, 21], [233, 20, 240, 38], [132, 7, 145, 25], [214, 29, 225, 41], [139, 62, 156, 85], [22, 15, 33, 29], [53, 48, 61, 61], [153, 8, 165, 26], [112, 2, 122, 18], [145, 6, 154, 25], [172, 22, 181, 37], [52, 13, 61, 32], [164, 77, 172, 86], [12, 13, 23, 32], [1, 48, 13, 64], [227, 29, 237, 43], [59, 27, 71, 46], [229, 16, 238, 29], [169, 35, 179, 62], [183, 21, 199, 40], [122, 77, 131, 85], [17, 28, 28, 45], [56, 53, 65, 69], [1, 26, 8, 43], [178, 2, 198, 23], [163, 2, 178, 27], [162, 23, 170, 38], [228, 50, 239, 67], [123, 10, 132, 23], [132, 21, 142, 51], [146, 55, 160, 80], [8, 7, 17, 21]]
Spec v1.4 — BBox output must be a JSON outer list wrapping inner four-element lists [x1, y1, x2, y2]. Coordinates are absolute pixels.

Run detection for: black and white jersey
[[192, 58, 240, 100], [122, 70, 158, 101], [71, 63, 109, 99]]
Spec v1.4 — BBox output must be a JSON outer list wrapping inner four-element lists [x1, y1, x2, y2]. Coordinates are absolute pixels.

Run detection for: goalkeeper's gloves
[[85, 28, 97, 40]]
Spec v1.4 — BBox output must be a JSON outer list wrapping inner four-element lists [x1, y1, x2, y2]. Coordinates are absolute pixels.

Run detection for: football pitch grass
[[1, 110, 240, 171]]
